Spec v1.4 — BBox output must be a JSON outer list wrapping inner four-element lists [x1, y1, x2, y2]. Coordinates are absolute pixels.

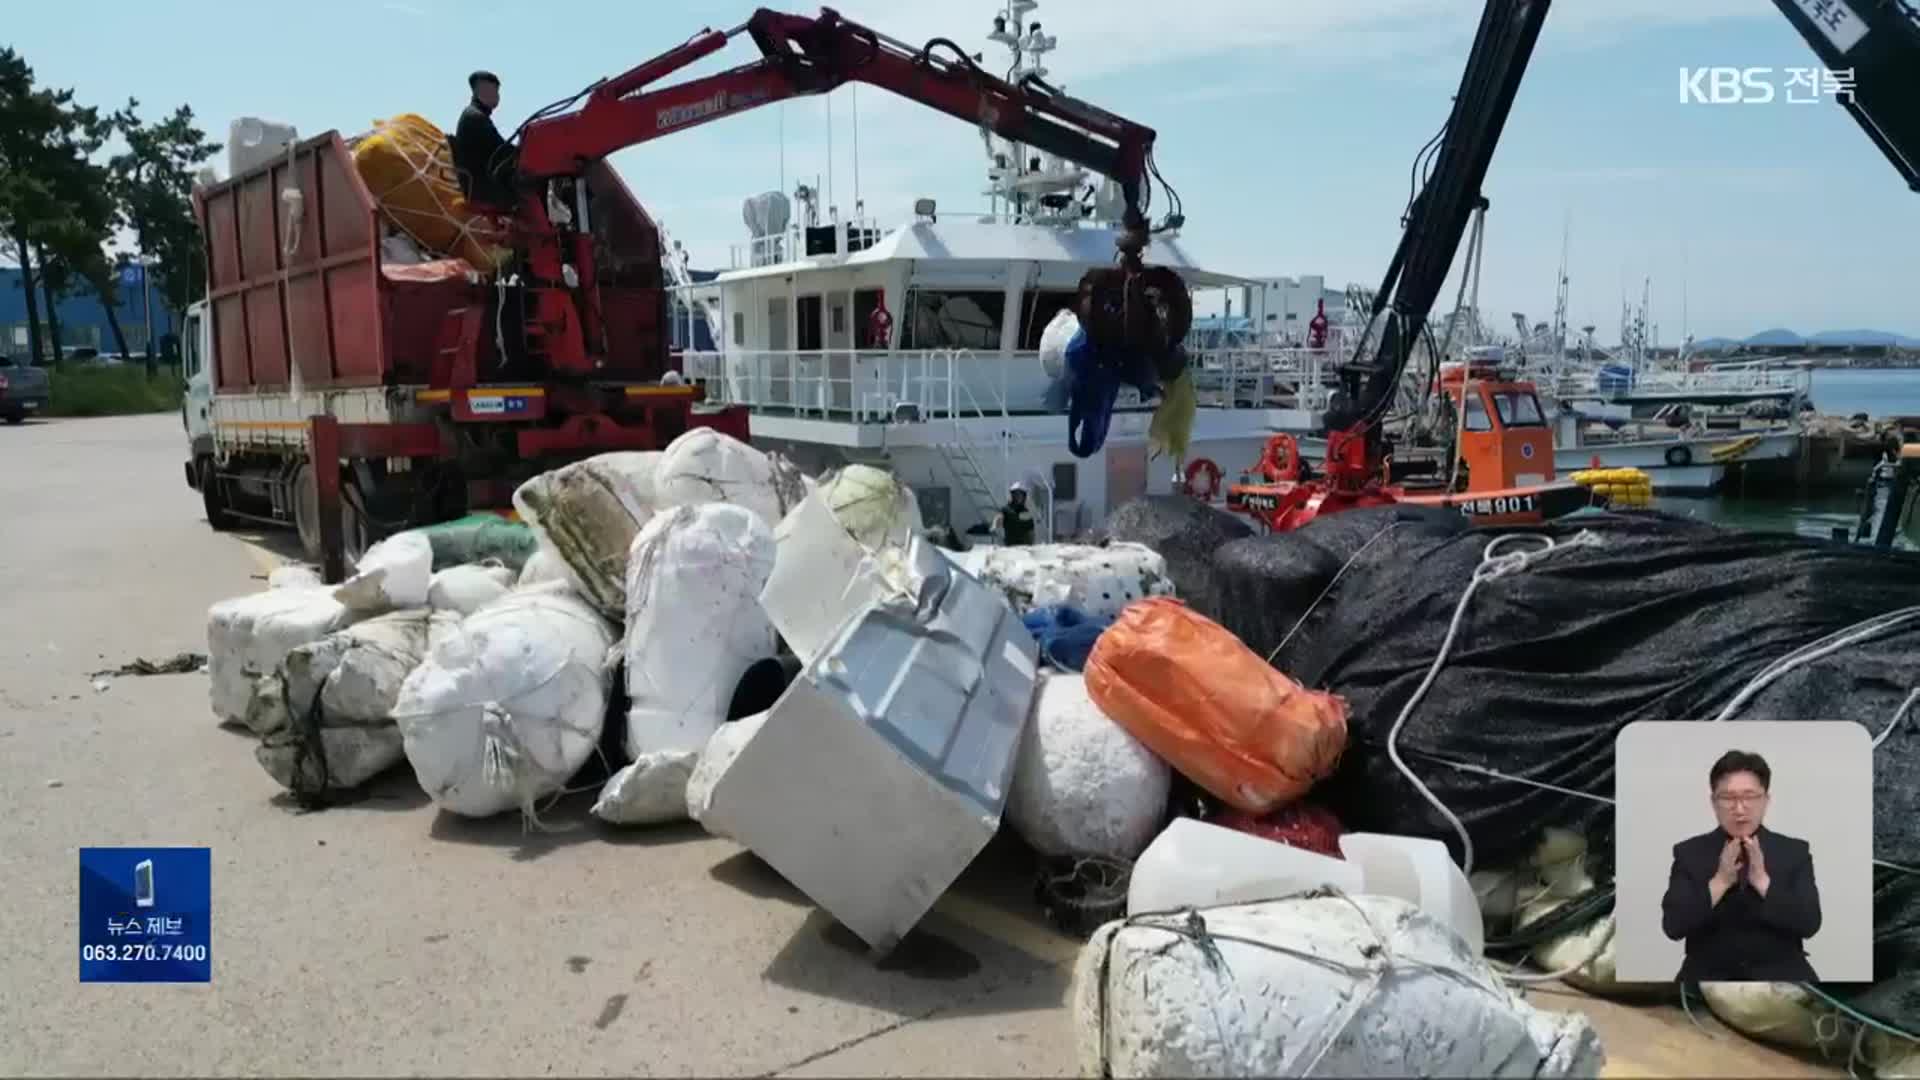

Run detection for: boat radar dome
[[742, 191, 791, 238]]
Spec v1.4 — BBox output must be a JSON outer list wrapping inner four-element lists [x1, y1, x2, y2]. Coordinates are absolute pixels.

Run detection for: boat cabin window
[[1019, 291, 1078, 350], [1492, 391, 1546, 428], [1463, 390, 1492, 432], [902, 291, 1004, 351], [732, 312, 745, 347]]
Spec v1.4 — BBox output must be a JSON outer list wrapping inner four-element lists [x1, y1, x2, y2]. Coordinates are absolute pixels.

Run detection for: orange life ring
[[1185, 457, 1223, 500]]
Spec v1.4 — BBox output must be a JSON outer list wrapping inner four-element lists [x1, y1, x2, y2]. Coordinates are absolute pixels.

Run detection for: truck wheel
[[293, 463, 323, 562], [199, 456, 237, 531], [4, 413, 23, 426]]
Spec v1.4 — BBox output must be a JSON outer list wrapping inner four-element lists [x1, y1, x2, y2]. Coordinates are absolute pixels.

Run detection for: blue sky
[[9, 0, 1916, 340]]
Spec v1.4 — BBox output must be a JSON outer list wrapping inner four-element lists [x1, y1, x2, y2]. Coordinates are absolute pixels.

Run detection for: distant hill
[[1808, 329, 1920, 347], [1688, 328, 1920, 350]]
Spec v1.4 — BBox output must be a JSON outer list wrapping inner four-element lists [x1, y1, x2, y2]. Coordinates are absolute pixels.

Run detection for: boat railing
[[677, 345, 1335, 420], [724, 209, 1165, 269], [935, 348, 1059, 542], [1549, 364, 1814, 401]]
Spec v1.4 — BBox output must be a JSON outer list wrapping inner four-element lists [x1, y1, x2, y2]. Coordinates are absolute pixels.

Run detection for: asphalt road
[[0, 415, 1833, 1078]]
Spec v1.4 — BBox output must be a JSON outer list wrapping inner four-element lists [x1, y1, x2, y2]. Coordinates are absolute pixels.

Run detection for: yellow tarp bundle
[[352, 113, 511, 271]]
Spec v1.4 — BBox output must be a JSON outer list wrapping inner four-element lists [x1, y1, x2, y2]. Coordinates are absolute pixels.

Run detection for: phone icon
[[133, 859, 155, 909]]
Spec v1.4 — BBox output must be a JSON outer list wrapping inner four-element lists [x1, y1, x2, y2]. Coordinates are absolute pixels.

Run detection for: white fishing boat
[[665, 1, 1340, 540]]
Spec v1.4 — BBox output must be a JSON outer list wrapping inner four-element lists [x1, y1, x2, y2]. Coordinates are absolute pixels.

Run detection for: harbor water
[[1810, 368, 1920, 420], [1653, 490, 1898, 546], [1643, 369, 1916, 546]]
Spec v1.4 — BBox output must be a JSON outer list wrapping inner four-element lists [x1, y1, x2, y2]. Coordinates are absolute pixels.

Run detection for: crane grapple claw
[[1074, 264, 1193, 369]]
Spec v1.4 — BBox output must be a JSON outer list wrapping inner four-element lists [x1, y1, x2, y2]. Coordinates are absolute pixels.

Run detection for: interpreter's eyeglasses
[[1713, 792, 1767, 808]]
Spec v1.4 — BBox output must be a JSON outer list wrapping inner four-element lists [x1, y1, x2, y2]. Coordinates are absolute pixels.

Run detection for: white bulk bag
[[1040, 308, 1081, 380], [1007, 671, 1169, 861], [684, 712, 769, 838], [516, 547, 568, 587], [595, 503, 779, 825], [653, 427, 811, 530], [254, 609, 454, 794], [427, 563, 516, 616], [395, 588, 616, 819], [1072, 895, 1605, 1079], [1699, 982, 1830, 1052], [333, 530, 433, 615], [816, 464, 924, 551], [268, 565, 323, 590], [207, 586, 358, 728], [511, 451, 664, 618], [1511, 830, 1620, 993], [960, 542, 1172, 619]]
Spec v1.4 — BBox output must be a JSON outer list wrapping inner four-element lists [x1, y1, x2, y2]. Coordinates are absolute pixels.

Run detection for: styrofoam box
[[705, 538, 1040, 954]]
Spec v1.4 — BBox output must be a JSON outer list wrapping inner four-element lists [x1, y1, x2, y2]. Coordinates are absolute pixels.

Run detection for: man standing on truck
[[453, 71, 518, 208]]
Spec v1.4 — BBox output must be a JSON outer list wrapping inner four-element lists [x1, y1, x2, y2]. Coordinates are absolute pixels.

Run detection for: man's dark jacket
[[452, 99, 517, 207], [1661, 826, 1821, 982], [1000, 500, 1035, 545]]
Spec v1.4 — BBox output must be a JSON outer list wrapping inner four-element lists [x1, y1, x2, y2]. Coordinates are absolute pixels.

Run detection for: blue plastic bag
[[1061, 328, 1160, 459], [1022, 604, 1116, 673]]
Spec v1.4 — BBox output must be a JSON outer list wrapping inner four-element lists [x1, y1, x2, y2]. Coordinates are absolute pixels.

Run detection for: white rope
[[1386, 529, 1606, 880], [1710, 605, 1920, 724], [1379, 562, 1920, 876]]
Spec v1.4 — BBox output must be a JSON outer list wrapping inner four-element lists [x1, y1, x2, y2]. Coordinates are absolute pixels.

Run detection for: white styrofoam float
[[1006, 671, 1170, 862], [946, 542, 1172, 619]]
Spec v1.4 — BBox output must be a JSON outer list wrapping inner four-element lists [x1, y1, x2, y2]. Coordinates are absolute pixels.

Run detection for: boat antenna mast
[[1551, 213, 1569, 362], [984, 1, 1063, 221]]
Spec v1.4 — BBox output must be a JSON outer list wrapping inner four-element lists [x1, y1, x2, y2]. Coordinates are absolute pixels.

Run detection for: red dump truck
[[182, 132, 746, 578]]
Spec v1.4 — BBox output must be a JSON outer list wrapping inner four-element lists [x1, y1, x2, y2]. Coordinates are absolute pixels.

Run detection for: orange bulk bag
[[1083, 597, 1347, 814]]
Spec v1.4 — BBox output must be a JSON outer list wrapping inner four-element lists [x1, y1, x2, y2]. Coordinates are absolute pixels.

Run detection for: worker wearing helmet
[[993, 481, 1035, 546], [453, 70, 519, 208]]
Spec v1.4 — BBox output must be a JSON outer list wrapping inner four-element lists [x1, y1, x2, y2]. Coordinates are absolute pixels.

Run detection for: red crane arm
[[515, 7, 1161, 224]]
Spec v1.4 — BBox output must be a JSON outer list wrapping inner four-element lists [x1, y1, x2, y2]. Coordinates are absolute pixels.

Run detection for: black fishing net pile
[[1100, 495, 1252, 617], [1213, 508, 1920, 1032]]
